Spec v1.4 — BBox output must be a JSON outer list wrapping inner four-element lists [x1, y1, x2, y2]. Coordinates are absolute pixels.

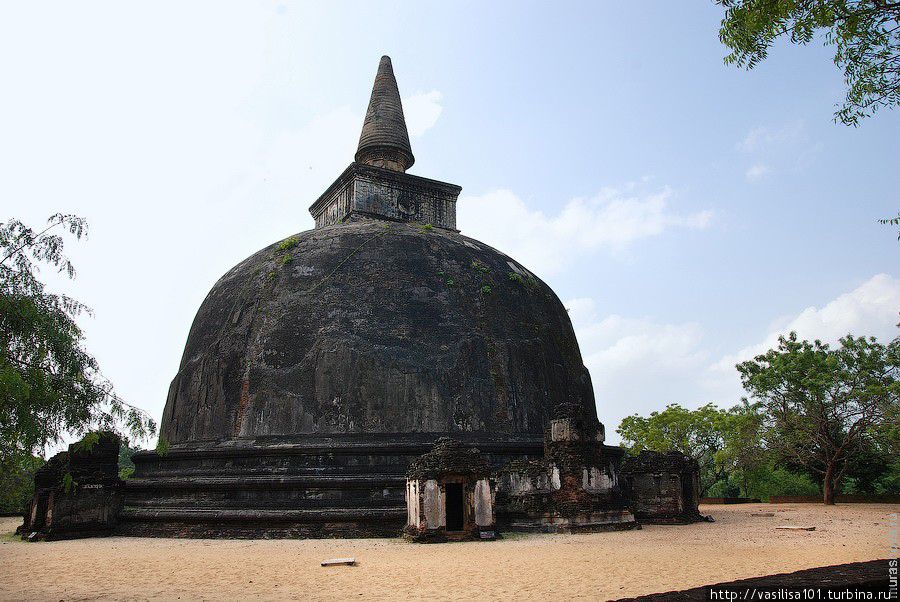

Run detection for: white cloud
[[403, 90, 443, 138], [564, 297, 709, 442], [737, 120, 819, 179], [457, 185, 712, 276], [737, 121, 806, 153], [711, 273, 900, 375], [570, 274, 900, 443], [745, 163, 769, 181]]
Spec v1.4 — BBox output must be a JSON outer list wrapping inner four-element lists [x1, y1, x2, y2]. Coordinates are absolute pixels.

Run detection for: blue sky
[[2, 1, 897, 445]]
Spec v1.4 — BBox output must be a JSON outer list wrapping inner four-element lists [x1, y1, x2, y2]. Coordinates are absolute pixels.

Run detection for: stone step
[[116, 505, 407, 538], [131, 466, 409, 479], [121, 473, 407, 515], [123, 496, 403, 510], [124, 473, 405, 491], [119, 506, 406, 522]]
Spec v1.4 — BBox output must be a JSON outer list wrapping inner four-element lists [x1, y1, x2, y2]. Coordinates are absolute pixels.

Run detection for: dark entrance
[[445, 483, 464, 531]]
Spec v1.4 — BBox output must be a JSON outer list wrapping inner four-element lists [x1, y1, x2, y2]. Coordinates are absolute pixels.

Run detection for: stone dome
[[160, 218, 598, 444]]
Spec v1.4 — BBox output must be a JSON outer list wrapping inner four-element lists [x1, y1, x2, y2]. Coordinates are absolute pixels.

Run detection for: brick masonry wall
[[311, 164, 460, 230]]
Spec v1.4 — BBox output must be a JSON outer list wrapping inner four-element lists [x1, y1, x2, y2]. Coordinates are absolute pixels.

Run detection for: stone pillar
[[474, 478, 493, 527], [422, 479, 443, 530]]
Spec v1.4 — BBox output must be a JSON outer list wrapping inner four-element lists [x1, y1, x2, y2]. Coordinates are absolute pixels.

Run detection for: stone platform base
[[116, 509, 405, 539], [633, 513, 713, 525], [504, 509, 640, 534], [120, 433, 542, 538]]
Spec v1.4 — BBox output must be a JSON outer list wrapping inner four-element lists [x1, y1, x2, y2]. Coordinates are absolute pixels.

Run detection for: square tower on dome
[[308, 56, 461, 230]]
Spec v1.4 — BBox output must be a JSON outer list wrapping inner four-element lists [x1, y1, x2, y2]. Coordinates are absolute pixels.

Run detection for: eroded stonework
[[160, 221, 594, 444], [405, 438, 495, 542], [308, 162, 460, 230], [620, 450, 707, 524], [19, 432, 123, 541], [494, 419, 638, 533], [89, 55, 649, 539]]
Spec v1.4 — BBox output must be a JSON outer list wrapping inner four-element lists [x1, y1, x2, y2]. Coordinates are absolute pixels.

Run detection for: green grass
[[507, 271, 525, 284], [277, 236, 299, 252], [470, 260, 490, 274]]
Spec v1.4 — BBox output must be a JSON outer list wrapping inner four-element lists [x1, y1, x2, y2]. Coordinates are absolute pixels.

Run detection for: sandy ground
[[0, 503, 896, 601]]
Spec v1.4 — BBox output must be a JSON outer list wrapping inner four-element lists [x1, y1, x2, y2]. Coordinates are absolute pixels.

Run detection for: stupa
[[116, 56, 620, 538]]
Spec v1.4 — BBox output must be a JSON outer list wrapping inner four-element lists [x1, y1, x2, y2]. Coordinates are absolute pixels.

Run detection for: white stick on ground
[[321, 558, 356, 566]]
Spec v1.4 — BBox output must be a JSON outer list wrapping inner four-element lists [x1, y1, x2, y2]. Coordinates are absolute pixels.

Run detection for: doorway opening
[[445, 483, 464, 531]]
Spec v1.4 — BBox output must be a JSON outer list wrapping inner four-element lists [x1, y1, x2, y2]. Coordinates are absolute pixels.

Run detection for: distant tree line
[[618, 332, 899, 504]]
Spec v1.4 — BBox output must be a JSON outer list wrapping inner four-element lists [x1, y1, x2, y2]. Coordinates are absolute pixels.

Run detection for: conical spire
[[355, 56, 415, 172]]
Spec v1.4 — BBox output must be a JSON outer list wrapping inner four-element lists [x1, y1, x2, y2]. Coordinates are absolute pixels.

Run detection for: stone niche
[[19, 432, 123, 541], [495, 418, 638, 533], [619, 450, 708, 524], [404, 438, 496, 543]]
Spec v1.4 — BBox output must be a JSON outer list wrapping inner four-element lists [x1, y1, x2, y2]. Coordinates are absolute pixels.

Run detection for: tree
[[718, 0, 900, 126], [878, 212, 900, 239], [0, 214, 156, 464], [617, 403, 734, 496], [0, 453, 44, 514], [717, 400, 769, 495], [737, 332, 899, 504]]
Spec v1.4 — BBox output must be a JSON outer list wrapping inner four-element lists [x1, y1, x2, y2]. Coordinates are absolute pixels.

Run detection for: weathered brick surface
[[120, 56, 612, 539], [620, 450, 706, 524], [19, 432, 123, 541], [309, 162, 460, 230]]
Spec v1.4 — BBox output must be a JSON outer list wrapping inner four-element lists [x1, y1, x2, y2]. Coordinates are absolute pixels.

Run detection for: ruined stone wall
[[404, 439, 495, 542], [494, 420, 637, 533], [20, 432, 123, 540], [627, 473, 684, 518], [620, 450, 705, 524]]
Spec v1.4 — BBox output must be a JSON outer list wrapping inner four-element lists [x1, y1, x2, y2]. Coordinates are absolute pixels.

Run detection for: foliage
[[277, 236, 299, 252], [718, 0, 900, 125], [62, 471, 75, 494], [437, 269, 455, 287], [878, 212, 900, 239], [737, 332, 899, 503], [155, 436, 170, 457], [705, 476, 741, 498], [507, 272, 525, 284], [716, 400, 770, 494], [73, 431, 101, 453], [480, 285, 492, 295], [617, 332, 898, 503], [0, 214, 156, 465], [0, 454, 44, 514], [470, 260, 490, 274], [745, 465, 822, 498], [118, 440, 141, 480], [617, 403, 749, 496], [279, 253, 293, 266]]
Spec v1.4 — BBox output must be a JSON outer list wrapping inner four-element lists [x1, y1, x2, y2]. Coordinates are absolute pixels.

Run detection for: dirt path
[[1, 503, 896, 601]]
